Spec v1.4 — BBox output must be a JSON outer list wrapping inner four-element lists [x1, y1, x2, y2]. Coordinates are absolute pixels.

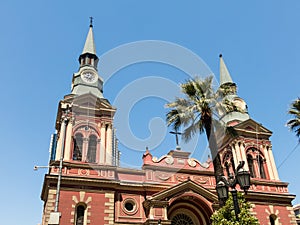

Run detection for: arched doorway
[[168, 195, 212, 225], [170, 208, 201, 225]]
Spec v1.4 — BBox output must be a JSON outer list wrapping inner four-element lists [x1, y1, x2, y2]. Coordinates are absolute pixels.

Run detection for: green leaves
[[166, 75, 216, 142], [211, 193, 260, 225], [287, 97, 300, 141], [166, 75, 241, 142]]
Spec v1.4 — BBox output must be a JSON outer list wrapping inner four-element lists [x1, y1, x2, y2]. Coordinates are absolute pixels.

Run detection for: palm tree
[[166, 75, 226, 183], [287, 97, 300, 141]]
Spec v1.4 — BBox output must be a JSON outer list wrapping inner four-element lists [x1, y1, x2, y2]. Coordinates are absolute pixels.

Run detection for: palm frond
[[287, 97, 300, 140], [183, 119, 205, 141]]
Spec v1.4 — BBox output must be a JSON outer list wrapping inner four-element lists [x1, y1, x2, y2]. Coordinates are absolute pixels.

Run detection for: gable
[[150, 179, 218, 203], [69, 93, 115, 110], [233, 118, 272, 138], [55, 93, 116, 129]]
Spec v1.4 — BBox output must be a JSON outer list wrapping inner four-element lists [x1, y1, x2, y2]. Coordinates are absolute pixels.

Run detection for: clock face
[[81, 71, 97, 83]]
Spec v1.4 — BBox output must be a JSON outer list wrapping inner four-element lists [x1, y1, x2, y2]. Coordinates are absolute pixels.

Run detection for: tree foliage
[[211, 193, 260, 225], [287, 97, 300, 141], [166, 76, 242, 182], [166, 76, 225, 181]]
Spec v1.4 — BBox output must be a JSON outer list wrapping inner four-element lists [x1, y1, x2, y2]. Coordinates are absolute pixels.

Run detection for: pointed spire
[[219, 54, 234, 85], [82, 18, 97, 55]]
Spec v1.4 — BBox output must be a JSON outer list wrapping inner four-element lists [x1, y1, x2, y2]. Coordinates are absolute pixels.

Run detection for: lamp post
[[50, 104, 71, 225], [54, 105, 71, 212], [216, 161, 251, 221]]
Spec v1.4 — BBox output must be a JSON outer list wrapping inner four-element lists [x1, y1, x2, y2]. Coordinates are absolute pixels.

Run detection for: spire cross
[[89, 17, 94, 27], [170, 130, 182, 146]]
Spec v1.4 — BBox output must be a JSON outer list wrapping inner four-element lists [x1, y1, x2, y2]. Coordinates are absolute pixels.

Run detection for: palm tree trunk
[[203, 116, 225, 206], [203, 115, 224, 183]]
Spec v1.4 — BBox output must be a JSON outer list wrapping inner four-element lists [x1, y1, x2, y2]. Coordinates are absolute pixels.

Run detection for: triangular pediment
[[233, 118, 272, 137], [56, 93, 116, 129], [63, 93, 115, 111], [150, 179, 218, 203]]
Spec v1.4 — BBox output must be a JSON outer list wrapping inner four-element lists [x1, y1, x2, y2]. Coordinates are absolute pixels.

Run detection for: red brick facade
[[40, 24, 298, 225]]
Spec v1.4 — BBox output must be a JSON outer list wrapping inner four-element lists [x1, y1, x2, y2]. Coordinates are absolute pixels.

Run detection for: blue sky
[[1, 1, 300, 224]]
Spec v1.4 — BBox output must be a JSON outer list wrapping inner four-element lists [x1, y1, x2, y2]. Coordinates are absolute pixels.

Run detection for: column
[[268, 145, 279, 180], [233, 141, 242, 164], [55, 124, 64, 161], [82, 138, 88, 162], [96, 138, 101, 164], [252, 150, 260, 178], [100, 123, 106, 164], [149, 206, 154, 219], [240, 142, 249, 171], [163, 206, 168, 220], [231, 143, 238, 168], [263, 144, 274, 180], [106, 124, 112, 165], [64, 121, 73, 160]]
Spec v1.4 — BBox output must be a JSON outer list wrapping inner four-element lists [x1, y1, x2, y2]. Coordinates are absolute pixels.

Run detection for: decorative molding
[[152, 155, 174, 164], [187, 158, 209, 168], [156, 172, 171, 181], [97, 170, 107, 177], [78, 169, 90, 176], [165, 156, 174, 165], [176, 175, 189, 182], [193, 176, 209, 184]]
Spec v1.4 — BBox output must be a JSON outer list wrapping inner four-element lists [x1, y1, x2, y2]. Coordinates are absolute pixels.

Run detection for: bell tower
[[51, 20, 118, 167], [41, 21, 119, 225], [217, 55, 279, 182]]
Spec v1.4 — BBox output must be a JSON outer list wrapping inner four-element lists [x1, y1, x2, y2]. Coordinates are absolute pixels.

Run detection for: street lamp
[[216, 161, 251, 221]]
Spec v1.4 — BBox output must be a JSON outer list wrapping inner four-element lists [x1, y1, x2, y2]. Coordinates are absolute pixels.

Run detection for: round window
[[123, 198, 137, 215], [125, 202, 134, 211]]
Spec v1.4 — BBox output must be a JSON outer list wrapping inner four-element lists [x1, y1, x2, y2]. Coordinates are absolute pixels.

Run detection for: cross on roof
[[89, 16, 94, 27], [170, 130, 182, 147]]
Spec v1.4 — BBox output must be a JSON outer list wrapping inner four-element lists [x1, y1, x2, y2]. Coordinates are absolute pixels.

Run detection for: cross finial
[[170, 130, 182, 147], [89, 16, 94, 27]]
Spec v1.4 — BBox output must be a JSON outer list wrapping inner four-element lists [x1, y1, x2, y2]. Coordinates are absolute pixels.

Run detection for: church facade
[[40, 22, 297, 225]]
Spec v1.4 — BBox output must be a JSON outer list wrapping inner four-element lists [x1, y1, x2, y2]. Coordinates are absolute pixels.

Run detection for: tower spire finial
[[219, 53, 234, 85], [89, 16, 93, 27], [81, 18, 97, 55]]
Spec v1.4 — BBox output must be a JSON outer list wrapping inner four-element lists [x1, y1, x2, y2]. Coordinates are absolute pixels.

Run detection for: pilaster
[[263, 144, 274, 180], [239, 141, 249, 171], [100, 123, 106, 164], [230, 143, 238, 167], [106, 124, 112, 165], [268, 146, 279, 180], [64, 121, 73, 160]]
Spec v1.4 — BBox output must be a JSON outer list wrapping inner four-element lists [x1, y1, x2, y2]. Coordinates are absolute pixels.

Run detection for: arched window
[[73, 133, 83, 161], [269, 214, 277, 225], [247, 154, 255, 178], [87, 135, 97, 163], [75, 205, 85, 225], [258, 155, 266, 179]]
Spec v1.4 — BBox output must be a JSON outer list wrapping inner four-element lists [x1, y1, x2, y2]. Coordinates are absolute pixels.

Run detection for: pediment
[[233, 119, 272, 137], [63, 93, 115, 111], [149, 179, 218, 203]]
